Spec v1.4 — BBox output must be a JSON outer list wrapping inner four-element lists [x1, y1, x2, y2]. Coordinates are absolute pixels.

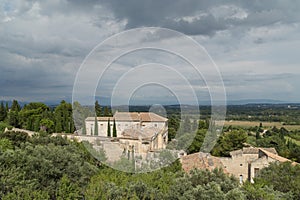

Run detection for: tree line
[[0, 130, 299, 199], [0, 100, 114, 134]]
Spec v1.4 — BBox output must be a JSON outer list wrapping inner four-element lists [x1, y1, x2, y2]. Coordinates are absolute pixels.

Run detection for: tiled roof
[[230, 147, 278, 156], [121, 127, 159, 140], [114, 112, 140, 121], [85, 112, 168, 122], [258, 148, 297, 164], [139, 112, 168, 122], [260, 148, 277, 155]]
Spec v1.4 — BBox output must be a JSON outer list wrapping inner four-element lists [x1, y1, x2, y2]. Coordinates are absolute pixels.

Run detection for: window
[[154, 124, 157, 127], [239, 175, 243, 183], [240, 164, 243, 166], [100, 124, 103, 126]]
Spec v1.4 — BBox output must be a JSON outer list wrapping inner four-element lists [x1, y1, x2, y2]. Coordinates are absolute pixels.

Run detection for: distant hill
[[1, 97, 299, 108], [227, 99, 290, 105]]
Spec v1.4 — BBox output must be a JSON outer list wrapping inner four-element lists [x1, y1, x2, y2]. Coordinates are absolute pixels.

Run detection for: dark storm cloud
[[97, 0, 300, 35], [1, 0, 300, 103]]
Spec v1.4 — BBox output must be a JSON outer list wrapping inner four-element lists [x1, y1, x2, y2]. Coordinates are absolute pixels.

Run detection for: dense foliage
[[0, 101, 300, 199], [0, 131, 98, 199], [1, 129, 298, 200]]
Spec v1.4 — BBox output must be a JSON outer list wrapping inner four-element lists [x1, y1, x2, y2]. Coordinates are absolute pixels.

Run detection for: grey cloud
[[222, 73, 295, 87], [1, 0, 299, 103], [96, 0, 300, 36]]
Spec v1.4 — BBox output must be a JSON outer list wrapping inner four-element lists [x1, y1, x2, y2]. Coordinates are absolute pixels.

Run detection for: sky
[[0, 0, 300, 105]]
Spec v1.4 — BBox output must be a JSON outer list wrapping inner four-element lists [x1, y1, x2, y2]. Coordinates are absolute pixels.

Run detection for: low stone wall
[[4, 127, 38, 137]]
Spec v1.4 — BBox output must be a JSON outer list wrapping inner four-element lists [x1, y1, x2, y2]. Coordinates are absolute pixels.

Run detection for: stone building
[[85, 111, 167, 138], [181, 147, 297, 183], [83, 111, 168, 161], [181, 152, 227, 173], [220, 147, 281, 183]]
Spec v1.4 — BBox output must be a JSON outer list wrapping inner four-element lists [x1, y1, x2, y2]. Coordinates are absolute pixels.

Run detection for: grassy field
[[217, 120, 300, 131], [285, 136, 300, 145]]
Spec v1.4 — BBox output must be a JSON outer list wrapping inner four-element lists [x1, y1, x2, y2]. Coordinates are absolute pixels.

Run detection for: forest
[[0, 100, 300, 199]]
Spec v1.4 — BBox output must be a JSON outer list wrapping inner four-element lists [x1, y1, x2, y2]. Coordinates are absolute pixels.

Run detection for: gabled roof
[[258, 148, 297, 164], [230, 147, 278, 157]]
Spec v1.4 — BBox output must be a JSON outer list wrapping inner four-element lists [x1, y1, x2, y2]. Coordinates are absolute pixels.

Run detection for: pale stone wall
[[86, 120, 110, 137], [116, 121, 140, 137], [141, 121, 165, 130], [5, 128, 37, 137], [86, 120, 141, 137], [220, 153, 259, 182], [85, 113, 168, 137]]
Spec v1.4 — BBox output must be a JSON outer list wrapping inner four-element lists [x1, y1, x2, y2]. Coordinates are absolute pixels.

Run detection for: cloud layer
[[0, 0, 299, 104]]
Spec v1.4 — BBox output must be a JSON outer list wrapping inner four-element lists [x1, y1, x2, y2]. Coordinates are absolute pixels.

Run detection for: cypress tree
[[256, 131, 261, 139], [55, 119, 62, 133], [82, 120, 86, 135], [8, 111, 19, 127], [94, 116, 98, 136], [107, 118, 111, 137], [0, 102, 6, 121], [11, 100, 21, 112], [95, 100, 101, 117], [5, 102, 8, 113], [8, 100, 20, 127], [113, 119, 117, 137]]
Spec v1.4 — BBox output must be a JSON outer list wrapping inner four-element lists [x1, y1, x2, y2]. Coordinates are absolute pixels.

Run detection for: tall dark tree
[[54, 100, 74, 133], [82, 120, 86, 135], [5, 102, 9, 113], [95, 100, 102, 117], [107, 118, 111, 137], [255, 130, 261, 139], [113, 119, 117, 137], [8, 100, 21, 127], [11, 100, 21, 112], [8, 110, 19, 127], [94, 116, 98, 136], [55, 118, 63, 133], [0, 101, 7, 121]]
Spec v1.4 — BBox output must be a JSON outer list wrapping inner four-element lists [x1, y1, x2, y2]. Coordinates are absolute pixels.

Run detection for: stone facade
[[219, 147, 298, 183], [83, 112, 168, 161], [85, 111, 167, 138], [181, 152, 227, 173], [181, 147, 297, 183]]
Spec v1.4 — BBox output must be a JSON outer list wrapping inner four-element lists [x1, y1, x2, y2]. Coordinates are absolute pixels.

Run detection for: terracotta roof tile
[[258, 148, 296, 164], [86, 112, 168, 122]]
